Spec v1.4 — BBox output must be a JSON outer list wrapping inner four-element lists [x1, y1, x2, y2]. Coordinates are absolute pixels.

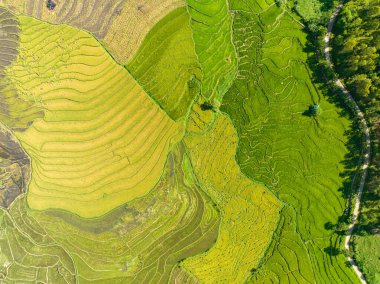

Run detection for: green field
[[185, 0, 238, 103], [221, 3, 359, 283], [128, 8, 201, 120], [0, 0, 369, 283]]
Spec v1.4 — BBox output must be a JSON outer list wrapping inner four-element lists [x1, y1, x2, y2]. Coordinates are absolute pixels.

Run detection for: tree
[[46, 0, 56, 10], [349, 74, 372, 97], [309, 104, 321, 116]]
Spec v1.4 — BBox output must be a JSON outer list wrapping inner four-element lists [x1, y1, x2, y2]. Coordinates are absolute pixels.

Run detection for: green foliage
[[353, 235, 380, 283], [333, 0, 380, 101], [294, 0, 335, 31], [295, 0, 323, 22], [275, 0, 285, 7], [200, 102, 215, 111], [350, 74, 372, 97], [309, 104, 322, 116], [333, 2, 380, 281]]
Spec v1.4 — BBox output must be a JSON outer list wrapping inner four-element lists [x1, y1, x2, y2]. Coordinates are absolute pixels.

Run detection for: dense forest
[[332, 0, 379, 234]]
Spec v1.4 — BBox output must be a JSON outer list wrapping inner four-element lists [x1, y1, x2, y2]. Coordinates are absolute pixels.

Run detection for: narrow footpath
[[324, 2, 371, 284]]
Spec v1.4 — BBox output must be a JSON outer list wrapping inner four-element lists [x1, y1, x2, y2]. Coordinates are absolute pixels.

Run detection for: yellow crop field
[[185, 100, 216, 135], [5, 16, 184, 217], [0, 0, 126, 35], [182, 110, 281, 284], [104, 0, 185, 63], [0, 0, 184, 64]]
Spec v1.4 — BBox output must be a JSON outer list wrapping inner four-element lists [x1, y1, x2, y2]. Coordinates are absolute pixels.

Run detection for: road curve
[[324, 2, 370, 284]]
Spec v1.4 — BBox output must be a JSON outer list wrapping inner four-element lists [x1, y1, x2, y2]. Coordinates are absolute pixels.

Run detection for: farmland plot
[[0, 0, 365, 283], [182, 108, 281, 284], [0, 144, 219, 283], [0, 0, 184, 64], [185, 0, 238, 103], [5, 15, 184, 217], [222, 3, 360, 283], [128, 8, 202, 120]]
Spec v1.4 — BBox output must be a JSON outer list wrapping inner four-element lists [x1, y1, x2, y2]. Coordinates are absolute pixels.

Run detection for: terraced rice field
[[5, 15, 184, 217], [183, 110, 280, 283], [185, 0, 238, 103], [0, 144, 219, 283], [1, 0, 184, 64], [0, 0, 365, 283], [0, 199, 76, 283], [222, 3, 360, 283], [127, 8, 202, 120]]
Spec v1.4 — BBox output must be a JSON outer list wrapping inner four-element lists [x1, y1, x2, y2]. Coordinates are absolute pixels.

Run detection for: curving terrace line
[[324, 2, 370, 283]]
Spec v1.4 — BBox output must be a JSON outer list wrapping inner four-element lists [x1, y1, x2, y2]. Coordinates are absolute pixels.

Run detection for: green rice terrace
[[0, 0, 378, 283]]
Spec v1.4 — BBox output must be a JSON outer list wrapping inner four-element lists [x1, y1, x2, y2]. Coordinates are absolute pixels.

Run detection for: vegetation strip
[[324, 2, 371, 283]]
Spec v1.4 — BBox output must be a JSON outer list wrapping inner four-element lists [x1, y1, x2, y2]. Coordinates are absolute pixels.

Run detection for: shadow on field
[[324, 246, 342, 256]]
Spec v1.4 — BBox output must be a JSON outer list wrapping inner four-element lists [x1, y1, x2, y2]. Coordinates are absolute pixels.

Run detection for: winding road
[[324, 2, 370, 284]]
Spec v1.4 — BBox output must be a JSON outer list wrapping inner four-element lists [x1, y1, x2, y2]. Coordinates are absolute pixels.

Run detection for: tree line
[[332, 0, 379, 233]]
